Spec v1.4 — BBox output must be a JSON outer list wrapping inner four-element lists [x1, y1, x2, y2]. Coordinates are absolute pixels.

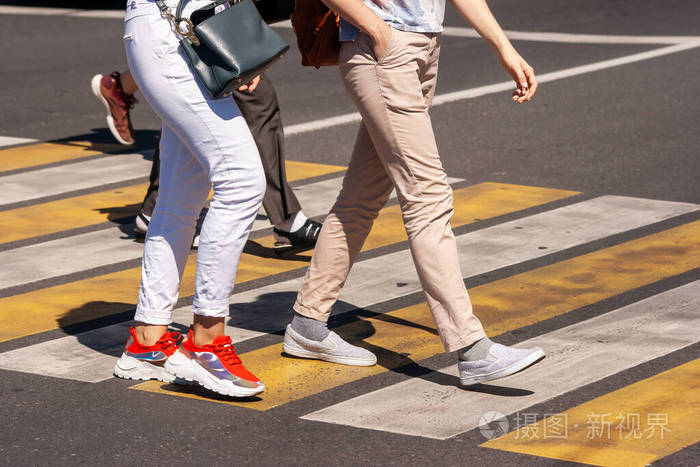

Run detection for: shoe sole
[[282, 342, 377, 367], [164, 351, 265, 398], [459, 349, 545, 386], [90, 74, 134, 146], [114, 353, 175, 382]]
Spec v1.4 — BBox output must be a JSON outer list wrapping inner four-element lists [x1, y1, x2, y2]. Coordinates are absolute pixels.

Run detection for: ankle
[[134, 323, 168, 346], [192, 316, 226, 346], [458, 337, 494, 361], [291, 312, 330, 341], [274, 218, 293, 232]]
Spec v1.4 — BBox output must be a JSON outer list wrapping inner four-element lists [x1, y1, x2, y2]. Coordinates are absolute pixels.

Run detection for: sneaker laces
[[211, 337, 242, 365], [154, 331, 181, 352], [123, 93, 138, 109]]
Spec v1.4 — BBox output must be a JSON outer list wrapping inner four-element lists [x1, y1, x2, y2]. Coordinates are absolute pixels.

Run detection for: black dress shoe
[[272, 219, 322, 249]]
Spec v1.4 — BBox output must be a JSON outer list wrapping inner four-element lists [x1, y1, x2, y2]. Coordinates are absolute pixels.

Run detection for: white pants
[[124, 5, 266, 325]]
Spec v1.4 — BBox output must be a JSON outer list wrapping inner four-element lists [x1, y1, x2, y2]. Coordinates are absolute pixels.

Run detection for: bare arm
[[450, 0, 537, 102], [320, 0, 393, 59]]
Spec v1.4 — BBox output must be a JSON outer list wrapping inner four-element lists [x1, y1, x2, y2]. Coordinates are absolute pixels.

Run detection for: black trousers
[[141, 74, 302, 226]]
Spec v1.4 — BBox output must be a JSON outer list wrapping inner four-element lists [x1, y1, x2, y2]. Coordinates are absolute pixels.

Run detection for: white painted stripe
[[0, 322, 131, 383], [0, 229, 144, 290], [286, 113, 363, 136], [0, 153, 152, 208], [3, 5, 697, 47], [285, 40, 700, 136], [302, 281, 700, 439], [202, 195, 699, 342], [0, 6, 80, 15], [0, 175, 347, 289], [2, 195, 696, 382], [0, 6, 123, 18], [69, 10, 125, 19], [0, 136, 37, 148], [442, 26, 700, 44], [239, 20, 700, 45], [0, 175, 454, 294], [7, 41, 699, 164]]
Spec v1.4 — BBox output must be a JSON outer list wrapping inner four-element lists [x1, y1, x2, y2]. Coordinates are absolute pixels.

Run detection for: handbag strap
[[154, 0, 201, 45], [154, 0, 188, 20]]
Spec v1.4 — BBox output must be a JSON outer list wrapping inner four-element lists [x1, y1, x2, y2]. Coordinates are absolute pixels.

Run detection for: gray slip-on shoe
[[283, 325, 377, 367], [458, 343, 545, 386]]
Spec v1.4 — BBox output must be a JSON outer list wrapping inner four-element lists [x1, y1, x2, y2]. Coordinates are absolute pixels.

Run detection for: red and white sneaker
[[90, 71, 137, 145], [165, 329, 265, 397], [114, 327, 181, 382]]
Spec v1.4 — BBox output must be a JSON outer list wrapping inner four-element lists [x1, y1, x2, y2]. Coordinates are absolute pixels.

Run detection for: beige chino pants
[[294, 29, 486, 352]]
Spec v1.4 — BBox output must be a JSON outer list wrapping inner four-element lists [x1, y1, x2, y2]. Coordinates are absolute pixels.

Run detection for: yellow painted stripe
[[256, 182, 576, 249], [132, 220, 700, 410], [483, 359, 700, 466], [0, 184, 149, 244], [0, 182, 575, 342], [0, 141, 126, 173], [283, 160, 345, 180], [0, 160, 345, 245]]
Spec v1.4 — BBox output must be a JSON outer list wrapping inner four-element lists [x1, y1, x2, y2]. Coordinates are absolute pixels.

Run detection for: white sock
[[289, 211, 308, 232]]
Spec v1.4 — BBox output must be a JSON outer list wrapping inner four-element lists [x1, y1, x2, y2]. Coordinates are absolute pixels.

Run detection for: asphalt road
[[0, 0, 698, 465]]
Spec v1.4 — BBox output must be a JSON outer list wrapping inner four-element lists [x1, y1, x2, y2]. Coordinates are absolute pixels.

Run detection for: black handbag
[[155, 0, 290, 98]]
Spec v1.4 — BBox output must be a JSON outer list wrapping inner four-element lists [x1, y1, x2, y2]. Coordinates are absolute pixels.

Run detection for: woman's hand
[[370, 22, 393, 61], [498, 47, 537, 103], [238, 75, 261, 93]]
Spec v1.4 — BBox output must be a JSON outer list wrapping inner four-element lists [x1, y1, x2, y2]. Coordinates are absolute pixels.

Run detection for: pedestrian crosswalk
[[302, 282, 700, 437], [482, 348, 700, 465], [0, 140, 698, 464], [0, 140, 124, 173]]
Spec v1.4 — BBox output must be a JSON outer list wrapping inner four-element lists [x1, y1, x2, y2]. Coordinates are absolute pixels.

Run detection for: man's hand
[[498, 47, 537, 103], [238, 75, 261, 93]]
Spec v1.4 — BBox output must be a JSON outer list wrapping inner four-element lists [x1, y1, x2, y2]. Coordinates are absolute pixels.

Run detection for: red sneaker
[[90, 72, 137, 145], [114, 327, 181, 382], [165, 329, 265, 397]]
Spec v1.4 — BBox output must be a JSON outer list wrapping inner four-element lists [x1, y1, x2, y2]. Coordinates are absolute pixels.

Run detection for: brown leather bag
[[290, 0, 340, 68]]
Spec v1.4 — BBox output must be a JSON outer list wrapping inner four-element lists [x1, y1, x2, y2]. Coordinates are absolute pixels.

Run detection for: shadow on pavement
[[230, 292, 532, 394], [31, 128, 159, 155], [96, 203, 142, 238], [150, 382, 264, 403], [57, 294, 533, 396]]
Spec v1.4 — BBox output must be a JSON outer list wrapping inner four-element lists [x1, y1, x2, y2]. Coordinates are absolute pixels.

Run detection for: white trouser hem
[[134, 307, 172, 326], [192, 298, 230, 318]]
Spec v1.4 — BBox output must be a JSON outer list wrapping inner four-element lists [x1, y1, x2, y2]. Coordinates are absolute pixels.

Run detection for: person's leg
[[294, 123, 393, 320], [233, 74, 300, 225], [321, 30, 543, 381], [232, 74, 321, 248], [90, 69, 138, 145], [134, 134, 160, 238], [116, 11, 266, 395], [115, 123, 210, 381], [133, 124, 210, 334], [120, 69, 138, 95], [287, 30, 541, 374], [333, 30, 486, 352], [282, 122, 392, 365]]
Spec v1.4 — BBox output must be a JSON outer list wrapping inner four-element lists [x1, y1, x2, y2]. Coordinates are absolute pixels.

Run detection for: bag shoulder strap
[[154, 0, 189, 20]]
